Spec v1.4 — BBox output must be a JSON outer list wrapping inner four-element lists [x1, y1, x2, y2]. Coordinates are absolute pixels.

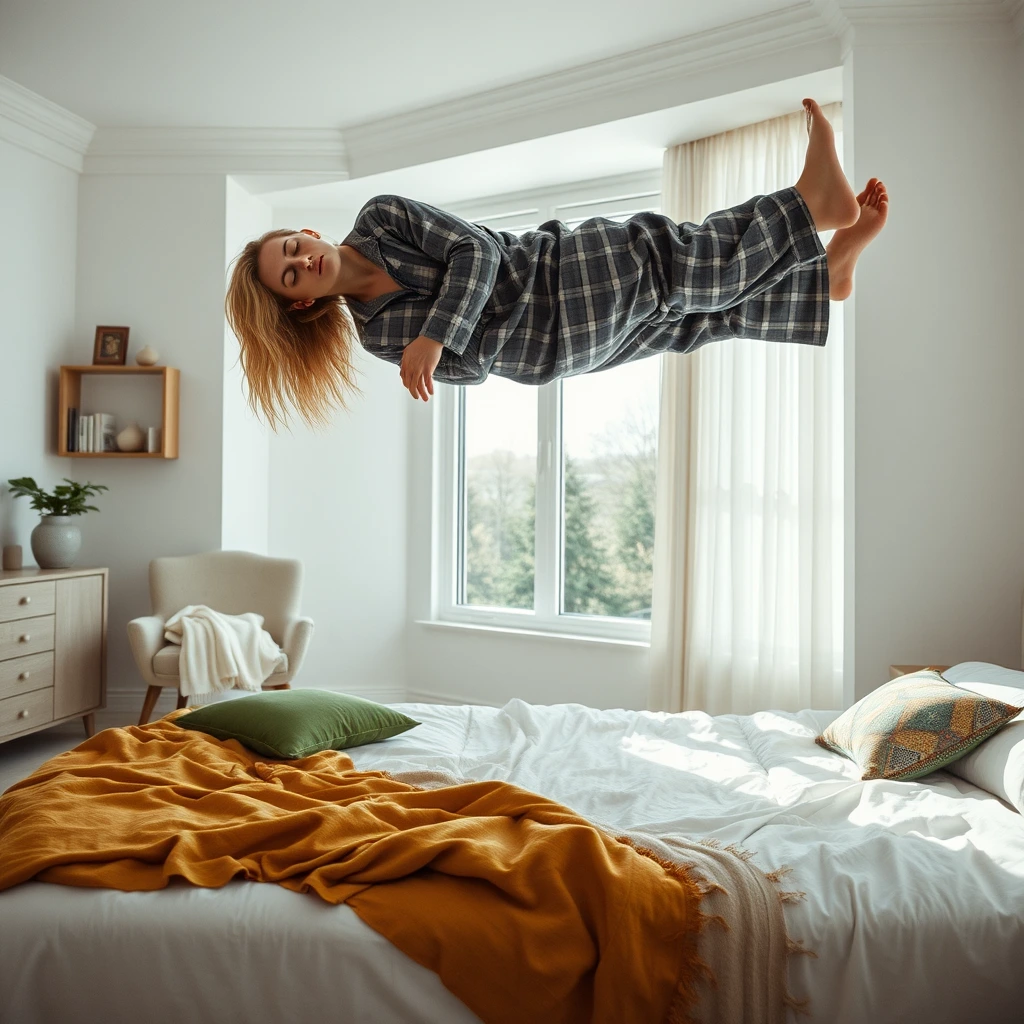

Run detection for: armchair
[[127, 550, 314, 725]]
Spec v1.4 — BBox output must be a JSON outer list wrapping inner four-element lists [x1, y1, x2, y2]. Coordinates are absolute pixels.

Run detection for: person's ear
[[288, 299, 315, 311], [300, 228, 321, 239]]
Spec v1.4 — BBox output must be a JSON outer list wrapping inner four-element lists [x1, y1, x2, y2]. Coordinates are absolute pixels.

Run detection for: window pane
[[561, 360, 660, 619], [560, 206, 660, 231], [459, 377, 537, 610]]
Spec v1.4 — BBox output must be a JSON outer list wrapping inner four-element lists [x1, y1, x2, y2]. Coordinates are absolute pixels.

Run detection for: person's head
[[256, 228, 343, 309], [225, 228, 361, 431]]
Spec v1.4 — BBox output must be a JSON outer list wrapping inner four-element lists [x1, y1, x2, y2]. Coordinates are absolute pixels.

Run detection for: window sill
[[414, 618, 650, 648]]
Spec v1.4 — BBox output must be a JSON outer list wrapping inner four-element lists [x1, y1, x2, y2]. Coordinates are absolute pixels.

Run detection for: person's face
[[257, 229, 339, 309]]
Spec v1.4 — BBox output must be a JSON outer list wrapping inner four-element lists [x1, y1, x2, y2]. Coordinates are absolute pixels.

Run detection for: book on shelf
[[78, 416, 87, 453], [96, 413, 117, 452], [67, 408, 78, 452]]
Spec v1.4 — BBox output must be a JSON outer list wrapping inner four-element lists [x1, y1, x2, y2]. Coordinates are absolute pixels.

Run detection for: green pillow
[[175, 689, 419, 759], [816, 670, 1023, 781]]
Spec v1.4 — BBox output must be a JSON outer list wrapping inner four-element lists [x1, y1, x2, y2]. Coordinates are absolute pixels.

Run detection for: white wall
[[0, 138, 79, 559], [265, 205, 409, 700], [74, 174, 230, 708], [845, 21, 1024, 699], [222, 177, 271, 553]]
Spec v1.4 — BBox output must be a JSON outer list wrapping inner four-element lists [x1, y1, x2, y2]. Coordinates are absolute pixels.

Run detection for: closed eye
[[281, 237, 300, 289]]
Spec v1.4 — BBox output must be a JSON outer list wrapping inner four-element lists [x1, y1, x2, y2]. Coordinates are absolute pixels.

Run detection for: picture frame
[[92, 326, 130, 366]]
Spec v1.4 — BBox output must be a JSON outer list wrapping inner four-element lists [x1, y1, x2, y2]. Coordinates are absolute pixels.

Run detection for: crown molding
[[0, 73, 94, 172], [1008, 0, 1024, 34], [837, 0, 1018, 25], [7, 0, 1021, 181], [342, 2, 842, 178], [813, 0, 851, 36], [84, 126, 349, 177]]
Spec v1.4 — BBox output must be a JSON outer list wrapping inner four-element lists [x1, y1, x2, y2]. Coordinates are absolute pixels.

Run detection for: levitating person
[[226, 99, 887, 427]]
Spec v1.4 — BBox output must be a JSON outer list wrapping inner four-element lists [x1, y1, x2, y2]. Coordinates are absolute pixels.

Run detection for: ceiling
[[260, 67, 843, 209], [16, 1, 961, 208], [0, 0, 812, 130]]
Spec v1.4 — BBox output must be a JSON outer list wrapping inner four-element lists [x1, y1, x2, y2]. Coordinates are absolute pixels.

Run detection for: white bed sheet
[[3, 699, 1024, 1024]]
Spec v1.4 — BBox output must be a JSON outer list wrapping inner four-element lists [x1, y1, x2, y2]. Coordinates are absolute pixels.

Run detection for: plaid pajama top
[[341, 187, 829, 386]]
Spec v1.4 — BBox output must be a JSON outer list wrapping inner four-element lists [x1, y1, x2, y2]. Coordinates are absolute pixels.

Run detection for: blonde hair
[[225, 228, 362, 431]]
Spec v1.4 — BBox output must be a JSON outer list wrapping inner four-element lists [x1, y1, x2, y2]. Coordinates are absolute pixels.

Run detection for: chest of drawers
[[0, 567, 107, 742]]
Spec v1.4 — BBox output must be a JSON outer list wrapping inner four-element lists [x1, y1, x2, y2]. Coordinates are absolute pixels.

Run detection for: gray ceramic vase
[[30, 515, 82, 569]]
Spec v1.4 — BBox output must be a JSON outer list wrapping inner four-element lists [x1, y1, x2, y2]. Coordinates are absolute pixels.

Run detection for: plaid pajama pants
[[344, 186, 829, 385]]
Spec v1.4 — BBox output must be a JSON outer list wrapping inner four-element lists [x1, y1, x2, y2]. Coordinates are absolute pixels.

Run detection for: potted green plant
[[6, 477, 109, 569]]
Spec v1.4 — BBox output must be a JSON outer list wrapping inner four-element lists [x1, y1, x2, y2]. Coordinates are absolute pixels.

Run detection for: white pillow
[[941, 662, 1024, 812]]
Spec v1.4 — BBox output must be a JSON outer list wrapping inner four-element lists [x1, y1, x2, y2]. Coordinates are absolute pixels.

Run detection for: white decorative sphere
[[135, 345, 159, 366], [116, 422, 146, 452]]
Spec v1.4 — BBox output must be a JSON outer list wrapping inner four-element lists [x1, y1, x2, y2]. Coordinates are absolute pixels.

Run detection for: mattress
[[2, 698, 1023, 1023]]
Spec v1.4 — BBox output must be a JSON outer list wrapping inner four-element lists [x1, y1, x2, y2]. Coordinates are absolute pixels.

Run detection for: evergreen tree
[[464, 460, 535, 610], [500, 481, 535, 610], [563, 456, 621, 615], [612, 455, 656, 617], [464, 479, 502, 606]]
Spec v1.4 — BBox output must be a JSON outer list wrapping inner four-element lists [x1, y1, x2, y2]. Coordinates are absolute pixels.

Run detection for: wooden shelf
[[58, 365, 179, 460]]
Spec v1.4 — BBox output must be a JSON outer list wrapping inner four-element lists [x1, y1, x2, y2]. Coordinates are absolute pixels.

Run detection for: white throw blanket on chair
[[164, 604, 286, 701]]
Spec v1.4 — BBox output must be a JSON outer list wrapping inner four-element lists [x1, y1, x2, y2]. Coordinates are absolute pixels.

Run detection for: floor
[[0, 720, 89, 793]]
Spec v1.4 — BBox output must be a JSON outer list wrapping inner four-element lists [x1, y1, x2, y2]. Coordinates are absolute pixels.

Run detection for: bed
[[2, 662, 1024, 1023]]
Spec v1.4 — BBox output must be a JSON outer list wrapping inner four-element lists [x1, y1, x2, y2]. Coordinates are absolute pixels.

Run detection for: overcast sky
[[464, 358, 660, 461]]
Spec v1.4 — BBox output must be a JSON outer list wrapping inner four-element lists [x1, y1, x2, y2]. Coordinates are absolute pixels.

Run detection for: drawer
[[0, 615, 56, 662], [0, 686, 54, 740], [0, 581, 55, 624], [0, 651, 54, 700]]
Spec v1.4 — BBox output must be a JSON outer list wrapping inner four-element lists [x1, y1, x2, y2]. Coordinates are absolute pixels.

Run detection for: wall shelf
[[58, 365, 180, 459]]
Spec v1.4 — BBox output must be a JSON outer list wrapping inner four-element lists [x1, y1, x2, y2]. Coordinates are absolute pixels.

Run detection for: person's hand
[[400, 336, 443, 401]]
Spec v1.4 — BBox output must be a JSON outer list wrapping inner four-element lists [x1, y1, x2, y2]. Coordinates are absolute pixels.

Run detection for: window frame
[[431, 170, 662, 643]]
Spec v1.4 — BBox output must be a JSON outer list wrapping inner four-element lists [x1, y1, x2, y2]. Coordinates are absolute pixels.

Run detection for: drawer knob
[[18, 672, 29, 680], [19, 635, 30, 643], [19, 596, 30, 605], [17, 710, 27, 719]]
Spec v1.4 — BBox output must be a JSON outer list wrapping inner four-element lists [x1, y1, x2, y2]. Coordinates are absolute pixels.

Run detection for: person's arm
[[360, 194, 499, 357]]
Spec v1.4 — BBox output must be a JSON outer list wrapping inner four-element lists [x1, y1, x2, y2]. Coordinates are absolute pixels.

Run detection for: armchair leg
[[266, 682, 291, 690], [139, 686, 163, 726], [176, 691, 188, 710]]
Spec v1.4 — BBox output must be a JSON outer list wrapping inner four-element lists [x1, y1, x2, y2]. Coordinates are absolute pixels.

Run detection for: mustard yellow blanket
[[0, 714, 711, 1024]]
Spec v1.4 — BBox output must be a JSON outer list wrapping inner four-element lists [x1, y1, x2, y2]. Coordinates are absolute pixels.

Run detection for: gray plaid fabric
[[341, 186, 828, 386]]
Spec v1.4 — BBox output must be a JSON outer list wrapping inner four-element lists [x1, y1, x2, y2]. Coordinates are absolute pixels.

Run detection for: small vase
[[31, 516, 82, 569], [116, 422, 146, 452], [135, 345, 159, 366]]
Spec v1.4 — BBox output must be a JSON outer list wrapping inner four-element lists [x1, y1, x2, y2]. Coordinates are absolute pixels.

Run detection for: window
[[435, 172, 662, 641]]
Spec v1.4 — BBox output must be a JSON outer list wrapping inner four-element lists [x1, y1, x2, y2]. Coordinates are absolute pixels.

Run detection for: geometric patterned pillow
[[816, 669, 1024, 781]]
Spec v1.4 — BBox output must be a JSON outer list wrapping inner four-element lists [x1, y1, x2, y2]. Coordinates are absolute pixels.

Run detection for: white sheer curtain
[[648, 105, 844, 716]]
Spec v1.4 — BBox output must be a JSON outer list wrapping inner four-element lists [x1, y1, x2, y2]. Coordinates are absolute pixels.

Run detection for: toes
[[802, 98, 823, 134], [857, 178, 883, 207]]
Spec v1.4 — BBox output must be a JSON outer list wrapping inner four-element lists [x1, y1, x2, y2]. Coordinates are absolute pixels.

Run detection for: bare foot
[[825, 179, 889, 300], [794, 99, 860, 232]]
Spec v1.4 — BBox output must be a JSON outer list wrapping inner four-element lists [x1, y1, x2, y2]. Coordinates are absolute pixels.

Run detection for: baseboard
[[98, 684, 408, 729], [405, 688, 497, 707]]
